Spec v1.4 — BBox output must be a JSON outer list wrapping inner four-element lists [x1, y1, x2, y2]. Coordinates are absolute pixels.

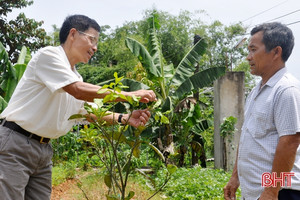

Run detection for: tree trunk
[[179, 145, 187, 167]]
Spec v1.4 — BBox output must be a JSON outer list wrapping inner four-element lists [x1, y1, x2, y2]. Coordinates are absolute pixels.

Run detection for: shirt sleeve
[[274, 86, 300, 136], [35, 47, 81, 93]]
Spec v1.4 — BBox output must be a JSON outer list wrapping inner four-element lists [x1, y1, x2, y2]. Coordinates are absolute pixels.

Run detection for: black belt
[[2, 120, 50, 144]]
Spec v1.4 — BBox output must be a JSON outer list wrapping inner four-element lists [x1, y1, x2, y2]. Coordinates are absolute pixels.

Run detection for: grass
[[52, 166, 164, 200], [52, 163, 241, 200]]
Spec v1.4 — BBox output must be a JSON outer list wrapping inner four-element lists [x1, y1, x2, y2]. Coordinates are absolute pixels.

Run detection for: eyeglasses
[[77, 30, 98, 46]]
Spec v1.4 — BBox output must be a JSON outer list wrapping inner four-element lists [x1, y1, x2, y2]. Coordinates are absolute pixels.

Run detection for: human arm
[[224, 149, 240, 200], [259, 133, 300, 200], [87, 109, 151, 128], [63, 81, 156, 103]]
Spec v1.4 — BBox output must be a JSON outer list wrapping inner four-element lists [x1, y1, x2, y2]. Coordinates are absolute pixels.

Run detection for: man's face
[[246, 31, 274, 77], [73, 28, 99, 64]]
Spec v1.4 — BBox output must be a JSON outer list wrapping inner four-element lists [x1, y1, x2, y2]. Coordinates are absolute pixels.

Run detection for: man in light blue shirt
[[224, 22, 300, 200]]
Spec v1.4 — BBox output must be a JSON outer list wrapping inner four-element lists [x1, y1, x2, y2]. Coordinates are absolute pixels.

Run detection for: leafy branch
[[69, 72, 176, 200]]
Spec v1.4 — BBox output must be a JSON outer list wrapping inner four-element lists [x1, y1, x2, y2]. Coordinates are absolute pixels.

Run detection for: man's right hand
[[127, 90, 157, 103], [224, 176, 240, 200]]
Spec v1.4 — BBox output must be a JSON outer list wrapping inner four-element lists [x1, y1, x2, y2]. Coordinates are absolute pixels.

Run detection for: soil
[[50, 174, 164, 200], [51, 179, 79, 200]]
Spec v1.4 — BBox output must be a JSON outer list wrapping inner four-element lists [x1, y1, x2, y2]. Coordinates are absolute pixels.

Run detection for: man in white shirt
[[224, 22, 300, 200], [0, 14, 156, 199]]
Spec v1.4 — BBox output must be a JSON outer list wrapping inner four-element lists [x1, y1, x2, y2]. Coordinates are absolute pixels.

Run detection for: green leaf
[[14, 64, 26, 82], [174, 67, 226, 99], [148, 98, 162, 110], [1, 73, 18, 102], [136, 168, 156, 189], [125, 37, 160, 77], [122, 160, 131, 172], [133, 141, 141, 158], [106, 131, 128, 143], [106, 195, 119, 200], [147, 18, 163, 77], [125, 191, 135, 200], [160, 115, 170, 124], [68, 114, 85, 120], [83, 102, 94, 113], [104, 174, 112, 188], [94, 98, 104, 108], [171, 38, 207, 87], [161, 96, 172, 112], [134, 126, 146, 137], [0, 95, 8, 113], [17, 46, 29, 64], [97, 88, 110, 94], [120, 78, 150, 91], [103, 94, 113, 103], [146, 142, 165, 162], [167, 164, 177, 175]]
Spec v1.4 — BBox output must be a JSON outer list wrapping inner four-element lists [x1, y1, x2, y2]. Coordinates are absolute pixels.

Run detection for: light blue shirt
[[238, 67, 300, 199]]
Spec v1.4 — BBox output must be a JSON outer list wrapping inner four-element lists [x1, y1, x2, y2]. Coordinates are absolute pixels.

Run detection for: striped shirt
[[238, 67, 300, 199]]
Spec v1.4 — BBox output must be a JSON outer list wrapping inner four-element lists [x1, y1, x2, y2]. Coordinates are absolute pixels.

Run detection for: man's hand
[[224, 176, 240, 200], [259, 188, 278, 200], [129, 90, 157, 103], [124, 109, 151, 128]]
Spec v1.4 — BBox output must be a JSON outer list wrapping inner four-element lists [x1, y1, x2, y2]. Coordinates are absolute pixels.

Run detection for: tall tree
[[0, 0, 50, 63]]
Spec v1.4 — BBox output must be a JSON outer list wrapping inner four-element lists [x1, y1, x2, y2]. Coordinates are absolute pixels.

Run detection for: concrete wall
[[213, 72, 245, 171]]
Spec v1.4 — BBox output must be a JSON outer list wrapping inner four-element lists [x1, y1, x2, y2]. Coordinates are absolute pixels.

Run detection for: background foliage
[[0, 1, 254, 199], [0, 0, 50, 63]]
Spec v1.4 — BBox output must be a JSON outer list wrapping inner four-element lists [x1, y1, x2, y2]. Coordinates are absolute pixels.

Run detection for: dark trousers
[[278, 189, 300, 200]]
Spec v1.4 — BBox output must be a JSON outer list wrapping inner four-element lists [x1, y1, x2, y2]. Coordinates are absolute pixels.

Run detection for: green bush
[[52, 162, 77, 186], [156, 166, 241, 200], [77, 64, 133, 85]]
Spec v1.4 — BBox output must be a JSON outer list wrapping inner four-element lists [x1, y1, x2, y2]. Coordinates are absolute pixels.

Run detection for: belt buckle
[[40, 137, 47, 144]]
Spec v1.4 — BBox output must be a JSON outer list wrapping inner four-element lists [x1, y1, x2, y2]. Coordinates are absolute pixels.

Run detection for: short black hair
[[59, 14, 100, 44], [251, 22, 294, 62]]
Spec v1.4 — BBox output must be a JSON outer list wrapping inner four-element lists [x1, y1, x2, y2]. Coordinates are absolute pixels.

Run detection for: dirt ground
[[51, 173, 164, 200], [51, 179, 79, 200]]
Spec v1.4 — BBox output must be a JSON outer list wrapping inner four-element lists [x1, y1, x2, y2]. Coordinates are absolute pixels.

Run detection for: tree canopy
[[77, 9, 249, 85], [0, 0, 50, 63]]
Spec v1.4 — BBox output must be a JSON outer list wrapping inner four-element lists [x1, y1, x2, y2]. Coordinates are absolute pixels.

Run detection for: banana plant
[[0, 42, 31, 112], [125, 12, 225, 159], [126, 13, 225, 107]]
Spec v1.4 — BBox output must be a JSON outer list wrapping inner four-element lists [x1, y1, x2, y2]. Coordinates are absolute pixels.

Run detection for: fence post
[[213, 71, 245, 171]]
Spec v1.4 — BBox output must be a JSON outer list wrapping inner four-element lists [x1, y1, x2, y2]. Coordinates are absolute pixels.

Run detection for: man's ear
[[68, 28, 77, 41], [273, 46, 283, 60], [273, 46, 282, 56]]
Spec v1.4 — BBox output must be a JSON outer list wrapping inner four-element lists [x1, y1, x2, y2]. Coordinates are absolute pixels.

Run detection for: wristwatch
[[118, 114, 123, 123]]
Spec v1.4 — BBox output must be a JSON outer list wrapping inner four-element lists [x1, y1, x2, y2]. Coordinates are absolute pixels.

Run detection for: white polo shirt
[[238, 67, 300, 199], [1, 46, 86, 138]]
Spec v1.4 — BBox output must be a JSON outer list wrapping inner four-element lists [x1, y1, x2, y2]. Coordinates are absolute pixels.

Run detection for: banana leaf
[[0, 96, 8, 113], [0, 43, 29, 105], [173, 67, 226, 99], [170, 39, 207, 87], [147, 21, 163, 77], [125, 37, 160, 77]]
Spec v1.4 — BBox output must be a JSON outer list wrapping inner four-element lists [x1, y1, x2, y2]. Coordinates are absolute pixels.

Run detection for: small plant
[[70, 73, 176, 200], [220, 116, 237, 138], [220, 116, 238, 170]]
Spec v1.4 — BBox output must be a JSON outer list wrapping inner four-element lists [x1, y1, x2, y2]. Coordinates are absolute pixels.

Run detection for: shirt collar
[[254, 67, 287, 98], [264, 67, 287, 88]]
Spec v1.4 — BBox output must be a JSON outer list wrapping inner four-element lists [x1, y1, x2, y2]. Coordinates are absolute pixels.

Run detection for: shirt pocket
[[248, 111, 269, 138]]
